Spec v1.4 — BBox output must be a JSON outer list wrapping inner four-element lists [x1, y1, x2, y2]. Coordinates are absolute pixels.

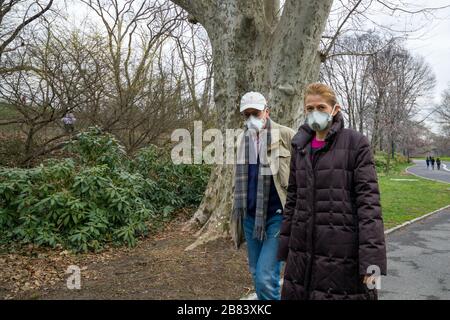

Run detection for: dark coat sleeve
[[354, 136, 387, 276], [277, 146, 298, 261]]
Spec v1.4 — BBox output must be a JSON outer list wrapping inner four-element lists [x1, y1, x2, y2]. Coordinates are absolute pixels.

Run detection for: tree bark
[[172, 0, 333, 250]]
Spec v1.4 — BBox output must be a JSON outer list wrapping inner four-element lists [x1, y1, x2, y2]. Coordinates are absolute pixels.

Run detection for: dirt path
[[0, 217, 253, 300]]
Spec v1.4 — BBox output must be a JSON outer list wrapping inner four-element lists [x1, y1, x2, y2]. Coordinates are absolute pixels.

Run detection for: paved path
[[380, 207, 450, 300], [244, 160, 450, 300], [243, 207, 450, 300], [380, 160, 450, 299], [407, 159, 450, 184]]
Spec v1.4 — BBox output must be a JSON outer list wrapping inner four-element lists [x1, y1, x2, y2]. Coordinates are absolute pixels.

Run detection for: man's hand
[[363, 274, 379, 288]]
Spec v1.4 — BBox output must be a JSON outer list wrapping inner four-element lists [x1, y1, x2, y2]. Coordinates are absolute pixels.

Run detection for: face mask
[[246, 115, 265, 132], [306, 105, 337, 132]]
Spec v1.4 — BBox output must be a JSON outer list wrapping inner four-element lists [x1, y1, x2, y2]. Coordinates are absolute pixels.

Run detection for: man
[[231, 91, 295, 300], [436, 158, 441, 170], [278, 83, 387, 300]]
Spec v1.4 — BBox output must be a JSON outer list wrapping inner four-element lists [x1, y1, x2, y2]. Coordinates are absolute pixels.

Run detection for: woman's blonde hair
[[304, 82, 337, 106]]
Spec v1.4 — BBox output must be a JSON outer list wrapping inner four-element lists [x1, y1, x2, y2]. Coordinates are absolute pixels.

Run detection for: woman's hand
[[363, 274, 379, 288]]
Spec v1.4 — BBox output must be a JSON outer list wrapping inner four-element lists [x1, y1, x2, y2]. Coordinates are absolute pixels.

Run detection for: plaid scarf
[[232, 118, 272, 246]]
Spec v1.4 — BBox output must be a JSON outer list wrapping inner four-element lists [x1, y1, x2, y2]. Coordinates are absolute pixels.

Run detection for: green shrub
[[0, 158, 155, 252], [375, 152, 411, 175], [65, 126, 127, 170], [132, 145, 211, 216], [0, 127, 210, 252]]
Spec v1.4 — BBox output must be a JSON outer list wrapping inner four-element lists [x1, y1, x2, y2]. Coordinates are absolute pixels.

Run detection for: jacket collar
[[266, 118, 280, 152], [292, 111, 345, 150]]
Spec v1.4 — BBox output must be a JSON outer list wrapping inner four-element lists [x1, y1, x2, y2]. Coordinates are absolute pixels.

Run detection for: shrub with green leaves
[[132, 145, 211, 215], [0, 158, 155, 252], [374, 152, 411, 175], [0, 127, 210, 252], [65, 127, 127, 170]]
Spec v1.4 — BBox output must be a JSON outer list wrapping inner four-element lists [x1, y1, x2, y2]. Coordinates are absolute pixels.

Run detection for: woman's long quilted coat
[[277, 112, 387, 300]]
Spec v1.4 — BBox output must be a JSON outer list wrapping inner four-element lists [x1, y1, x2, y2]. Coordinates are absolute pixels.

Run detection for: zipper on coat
[[305, 147, 325, 299], [305, 145, 320, 300], [303, 128, 338, 299]]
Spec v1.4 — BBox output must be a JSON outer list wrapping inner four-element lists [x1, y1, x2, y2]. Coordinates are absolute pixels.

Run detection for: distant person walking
[[62, 113, 76, 134], [436, 158, 441, 170], [426, 157, 430, 169], [431, 157, 435, 170]]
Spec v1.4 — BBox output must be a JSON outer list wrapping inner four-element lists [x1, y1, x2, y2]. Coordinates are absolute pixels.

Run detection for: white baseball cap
[[240, 91, 267, 113]]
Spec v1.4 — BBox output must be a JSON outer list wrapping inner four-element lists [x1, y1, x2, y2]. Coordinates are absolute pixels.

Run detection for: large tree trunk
[[172, 0, 333, 250]]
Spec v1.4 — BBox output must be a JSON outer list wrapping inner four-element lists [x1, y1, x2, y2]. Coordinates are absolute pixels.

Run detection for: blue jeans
[[244, 213, 284, 300]]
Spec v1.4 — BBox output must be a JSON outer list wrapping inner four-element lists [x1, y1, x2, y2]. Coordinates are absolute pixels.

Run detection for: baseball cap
[[240, 91, 267, 113]]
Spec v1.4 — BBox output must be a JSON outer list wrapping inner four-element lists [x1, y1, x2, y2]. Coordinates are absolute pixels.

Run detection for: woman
[[277, 83, 387, 300]]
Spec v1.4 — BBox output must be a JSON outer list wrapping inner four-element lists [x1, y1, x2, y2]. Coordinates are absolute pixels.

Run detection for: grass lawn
[[379, 164, 450, 229]]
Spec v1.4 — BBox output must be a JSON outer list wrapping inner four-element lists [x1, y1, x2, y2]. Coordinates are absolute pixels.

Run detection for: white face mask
[[306, 104, 337, 132], [246, 115, 265, 132]]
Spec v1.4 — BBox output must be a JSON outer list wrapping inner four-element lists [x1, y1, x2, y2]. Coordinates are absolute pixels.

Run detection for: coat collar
[[292, 111, 345, 150], [267, 118, 278, 151]]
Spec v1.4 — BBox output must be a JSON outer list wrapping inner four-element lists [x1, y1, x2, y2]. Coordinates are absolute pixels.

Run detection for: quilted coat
[[277, 111, 387, 300]]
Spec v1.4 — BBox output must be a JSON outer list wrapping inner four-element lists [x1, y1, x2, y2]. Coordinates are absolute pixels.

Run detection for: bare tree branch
[[322, 0, 364, 60], [0, 0, 54, 58], [376, 0, 450, 15]]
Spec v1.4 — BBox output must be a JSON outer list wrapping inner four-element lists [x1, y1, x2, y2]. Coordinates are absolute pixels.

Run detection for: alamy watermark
[[366, 265, 381, 290], [66, 265, 81, 290], [170, 121, 282, 175]]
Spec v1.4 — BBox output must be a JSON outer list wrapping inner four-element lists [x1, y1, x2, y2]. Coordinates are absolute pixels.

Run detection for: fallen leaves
[[0, 215, 252, 300], [0, 244, 113, 299]]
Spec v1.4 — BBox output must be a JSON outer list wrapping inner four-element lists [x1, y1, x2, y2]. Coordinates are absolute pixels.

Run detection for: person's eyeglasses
[[242, 110, 262, 119]]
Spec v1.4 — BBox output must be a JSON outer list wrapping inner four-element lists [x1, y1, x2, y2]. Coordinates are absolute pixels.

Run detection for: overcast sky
[[361, 0, 450, 131], [406, 8, 450, 100], [365, 0, 450, 103], [69, 0, 450, 98], [68, 0, 450, 129]]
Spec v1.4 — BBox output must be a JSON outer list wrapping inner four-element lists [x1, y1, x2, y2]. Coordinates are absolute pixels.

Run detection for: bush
[[132, 146, 211, 214], [375, 152, 411, 175], [0, 158, 155, 252], [0, 127, 210, 252], [65, 127, 127, 170]]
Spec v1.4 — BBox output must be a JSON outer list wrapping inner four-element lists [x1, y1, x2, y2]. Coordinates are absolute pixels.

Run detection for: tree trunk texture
[[172, 0, 333, 250]]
